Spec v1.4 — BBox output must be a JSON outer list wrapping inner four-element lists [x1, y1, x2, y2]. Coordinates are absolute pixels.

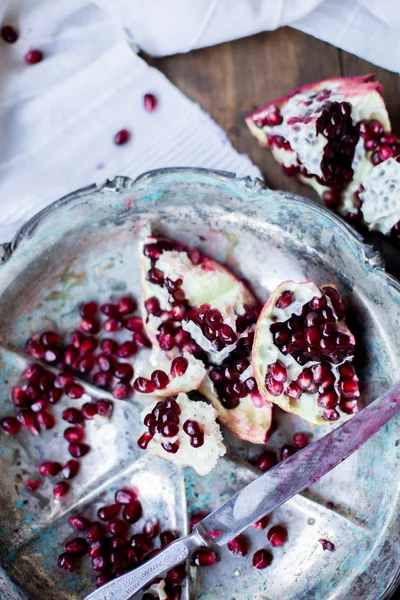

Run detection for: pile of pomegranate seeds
[[209, 357, 254, 409], [139, 397, 182, 453]]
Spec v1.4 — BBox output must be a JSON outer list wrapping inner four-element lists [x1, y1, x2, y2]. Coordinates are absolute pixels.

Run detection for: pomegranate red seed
[[70, 330, 84, 348], [160, 530, 178, 548], [81, 336, 98, 354], [124, 316, 143, 331], [159, 333, 175, 351], [265, 377, 284, 396], [170, 357, 188, 378], [166, 564, 186, 584], [122, 500, 142, 523], [151, 370, 169, 390], [63, 346, 79, 366], [48, 388, 62, 404], [191, 513, 207, 529], [64, 426, 85, 443], [318, 391, 339, 408], [114, 129, 131, 145], [1, 25, 18, 43], [62, 408, 84, 424], [97, 353, 114, 372], [104, 318, 122, 332], [256, 450, 276, 472], [162, 441, 180, 454], [92, 555, 109, 571], [319, 538, 335, 551], [58, 552, 78, 572], [134, 377, 155, 394], [22, 364, 43, 381], [53, 481, 70, 499], [293, 432, 308, 449], [86, 522, 106, 542], [38, 373, 56, 392], [11, 387, 29, 407], [25, 479, 42, 491], [40, 331, 60, 347], [137, 432, 152, 449], [115, 488, 138, 505], [114, 363, 134, 380], [25, 49, 44, 65], [183, 420, 202, 437], [117, 341, 137, 358], [25, 338, 45, 359], [96, 399, 112, 416], [107, 519, 128, 535], [118, 296, 136, 315], [108, 535, 128, 550], [269, 360, 287, 382], [219, 324, 236, 345], [143, 518, 160, 539], [252, 549, 272, 569], [113, 382, 132, 399], [339, 363, 356, 379], [68, 515, 89, 531], [276, 290, 294, 309], [268, 525, 287, 547], [69, 442, 90, 458], [17, 410, 40, 435], [134, 331, 151, 348], [253, 515, 270, 529], [227, 534, 248, 557], [65, 537, 88, 555], [193, 548, 217, 566], [80, 317, 100, 334], [323, 408, 340, 421], [37, 410, 56, 430], [96, 573, 112, 587], [65, 382, 84, 399], [98, 504, 120, 521], [280, 445, 294, 461], [77, 355, 95, 374], [80, 301, 98, 318], [61, 460, 80, 480], [143, 93, 158, 111], [39, 461, 62, 477], [99, 340, 116, 356], [339, 379, 359, 398], [24, 383, 40, 401], [82, 402, 98, 420], [31, 398, 49, 413], [130, 533, 153, 554], [93, 371, 113, 388], [100, 303, 119, 318]]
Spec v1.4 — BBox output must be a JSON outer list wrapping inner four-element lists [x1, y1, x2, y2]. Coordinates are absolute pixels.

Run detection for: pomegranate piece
[[1, 25, 19, 43], [60, 460, 80, 480], [39, 461, 62, 477], [68, 515, 90, 531], [227, 534, 248, 557], [53, 481, 70, 499], [25, 479, 42, 492], [65, 537, 88, 555], [138, 393, 226, 475], [246, 75, 400, 239], [98, 504, 121, 521], [114, 128, 131, 145], [117, 296, 136, 315], [319, 538, 335, 551], [117, 341, 137, 358], [267, 525, 287, 547], [193, 548, 217, 566], [1, 416, 21, 435], [141, 236, 259, 365], [253, 281, 359, 425], [58, 552, 78, 572], [252, 548, 272, 569]]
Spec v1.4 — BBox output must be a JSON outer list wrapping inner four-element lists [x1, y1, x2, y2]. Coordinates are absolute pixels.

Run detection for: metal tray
[[1, 167, 400, 600]]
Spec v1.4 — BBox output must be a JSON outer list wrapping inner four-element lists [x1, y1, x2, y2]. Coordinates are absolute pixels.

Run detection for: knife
[[84, 380, 400, 600]]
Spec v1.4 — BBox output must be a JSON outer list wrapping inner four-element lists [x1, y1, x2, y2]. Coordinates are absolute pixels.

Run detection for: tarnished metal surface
[[1, 167, 400, 599]]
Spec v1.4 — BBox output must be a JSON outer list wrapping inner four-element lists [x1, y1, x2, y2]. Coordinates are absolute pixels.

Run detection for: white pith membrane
[[141, 237, 259, 365], [357, 157, 400, 233], [199, 359, 274, 445], [133, 346, 206, 398], [252, 281, 359, 426], [246, 75, 400, 237], [148, 579, 167, 600], [138, 393, 226, 476]]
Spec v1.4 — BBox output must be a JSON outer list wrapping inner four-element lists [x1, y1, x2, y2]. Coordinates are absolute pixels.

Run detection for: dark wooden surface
[[150, 27, 400, 278]]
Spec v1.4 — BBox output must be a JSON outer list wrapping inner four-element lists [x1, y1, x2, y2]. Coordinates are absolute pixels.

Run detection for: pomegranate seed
[[58, 552, 78, 572], [25, 479, 42, 491], [24, 383, 40, 401], [63, 345, 79, 366], [22, 364, 43, 381], [143, 93, 158, 111], [276, 290, 294, 309], [11, 387, 28, 407], [268, 525, 287, 547], [82, 402, 98, 419], [96, 399, 113, 416], [37, 410, 56, 430], [297, 368, 313, 391], [80, 317, 100, 334], [92, 555, 109, 571], [86, 522, 106, 542], [269, 360, 287, 383], [40, 331, 60, 347], [48, 388, 62, 404], [169, 357, 188, 378], [117, 341, 137, 358], [265, 377, 284, 396], [143, 518, 160, 539], [137, 432, 152, 449], [81, 336, 98, 354], [323, 409, 340, 421], [145, 297, 161, 316], [118, 296, 136, 315], [98, 504, 120, 521], [97, 354, 114, 373], [25, 49, 44, 65], [319, 538, 335, 551], [25, 338, 45, 359], [227, 535, 248, 557], [159, 333, 175, 351], [64, 426, 85, 443], [77, 355, 95, 374], [114, 129, 131, 145], [69, 442, 90, 458], [113, 382, 132, 399], [219, 324, 236, 345], [193, 548, 217, 566], [70, 330, 83, 348], [339, 379, 360, 398], [123, 500, 142, 523], [252, 549, 272, 569], [80, 301, 98, 318], [108, 535, 128, 550], [93, 371, 113, 388], [124, 316, 143, 331], [39, 461, 62, 477], [323, 190, 341, 208], [114, 363, 134, 380], [151, 370, 169, 390], [1, 25, 18, 43], [61, 460, 80, 480], [318, 391, 339, 408], [53, 481, 70, 499], [253, 515, 270, 529], [68, 515, 90, 531], [100, 303, 119, 317], [96, 573, 112, 587], [166, 565, 186, 584], [160, 530, 178, 548], [31, 398, 49, 413], [191, 513, 207, 528], [107, 519, 128, 535], [17, 410, 40, 435], [162, 441, 180, 453], [130, 533, 153, 553], [135, 331, 152, 348], [62, 408, 84, 424], [65, 382, 84, 399], [134, 377, 155, 394], [183, 420, 202, 437], [280, 445, 294, 461], [65, 537, 88, 555], [256, 450, 276, 472], [293, 432, 308, 449], [115, 488, 138, 505], [104, 318, 122, 332]]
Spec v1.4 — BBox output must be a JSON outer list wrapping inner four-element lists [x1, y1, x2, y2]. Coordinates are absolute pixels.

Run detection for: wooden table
[[150, 27, 400, 278]]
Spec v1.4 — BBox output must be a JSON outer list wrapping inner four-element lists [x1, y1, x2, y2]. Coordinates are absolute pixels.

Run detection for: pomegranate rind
[[140, 236, 259, 365], [252, 281, 358, 426], [199, 369, 274, 444], [138, 393, 226, 476]]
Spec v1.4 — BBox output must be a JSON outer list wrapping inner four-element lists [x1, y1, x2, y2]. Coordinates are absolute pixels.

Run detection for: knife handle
[[83, 531, 204, 600]]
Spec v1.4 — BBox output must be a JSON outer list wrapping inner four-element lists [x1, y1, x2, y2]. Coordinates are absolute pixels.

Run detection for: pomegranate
[[140, 236, 259, 365], [137, 393, 226, 475], [252, 281, 359, 425], [246, 74, 400, 240], [199, 351, 274, 444]]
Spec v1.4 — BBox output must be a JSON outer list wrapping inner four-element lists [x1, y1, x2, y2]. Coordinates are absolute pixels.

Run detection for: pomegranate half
[[140, 236, 260, 365], [252, 281, 359, 425], [246, 74, 400, 241]]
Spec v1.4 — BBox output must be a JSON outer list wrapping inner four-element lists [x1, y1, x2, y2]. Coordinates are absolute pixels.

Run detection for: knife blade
[[84, 381, 400, 600]]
